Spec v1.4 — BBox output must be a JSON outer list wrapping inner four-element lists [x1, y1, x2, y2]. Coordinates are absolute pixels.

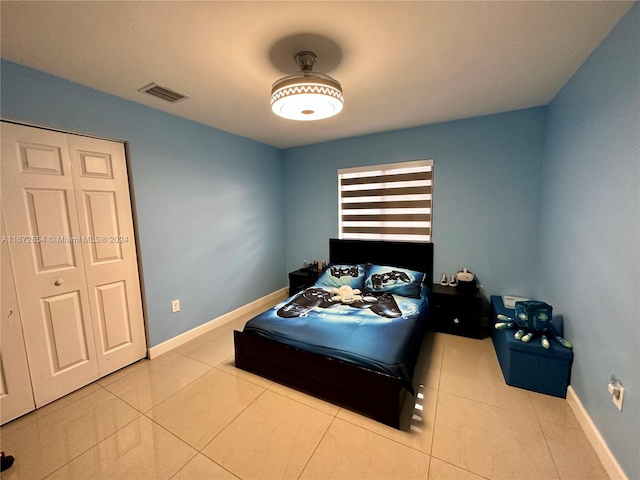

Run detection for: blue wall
[[283, 108, 547, 299], [536, 4, 639, 477], [0, 59, 286, 347]]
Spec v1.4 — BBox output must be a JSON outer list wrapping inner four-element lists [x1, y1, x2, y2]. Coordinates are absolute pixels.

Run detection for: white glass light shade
[[271, 73, 344, 121]]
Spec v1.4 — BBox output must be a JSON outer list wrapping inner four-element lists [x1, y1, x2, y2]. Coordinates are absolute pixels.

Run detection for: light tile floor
[[0, 308, 610, 480]]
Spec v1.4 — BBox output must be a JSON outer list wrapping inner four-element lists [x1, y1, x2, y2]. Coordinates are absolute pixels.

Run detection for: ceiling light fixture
[[270, 51, 344, 121]]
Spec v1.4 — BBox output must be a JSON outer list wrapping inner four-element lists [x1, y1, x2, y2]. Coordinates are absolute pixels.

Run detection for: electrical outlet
[[608, 376, 624, 411], [171, 299, 180, 313], [613, 385, 624, 411]]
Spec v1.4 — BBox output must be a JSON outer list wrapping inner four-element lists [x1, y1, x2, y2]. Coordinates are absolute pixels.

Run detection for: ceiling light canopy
[[271, 51, 344, 121]]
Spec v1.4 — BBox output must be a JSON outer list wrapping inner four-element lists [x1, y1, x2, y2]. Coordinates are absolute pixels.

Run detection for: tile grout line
[[425, 335, 446, 476], [213, 356, 444, 464], [172, 346, 227, 369], [41, 412, 143, 479], [296, 415, 337, 479], [166, 450, 201, 480], [320, 337, 441, 459], [181, 321, 441, 462], [533, 397, 563, 480], [429, 457, 493, 480], [140, 414, 230, 480], [1, 383, 108, 438], [197, 387, 270, 456], [266, 385, 341, 418], [102, 357, 213, 416], [214, 358, 275, 390], [142, 372, 266, 480], [430, 333, 499, 479], [435, 333, 571, 479], [438, 389, 536, 415], [332, 411, 432, 458], [148, 355, 218, 404], [97, 357, 148, 388], [216, 331, 440, 457], [324, 334, 441, 457], [128, 333, 270, 478]]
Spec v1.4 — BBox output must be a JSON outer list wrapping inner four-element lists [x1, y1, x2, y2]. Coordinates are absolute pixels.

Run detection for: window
[[338, 159, 433, 242]]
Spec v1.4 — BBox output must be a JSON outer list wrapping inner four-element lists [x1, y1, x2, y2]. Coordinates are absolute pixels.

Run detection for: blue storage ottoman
[[491, 296, 573, 398]]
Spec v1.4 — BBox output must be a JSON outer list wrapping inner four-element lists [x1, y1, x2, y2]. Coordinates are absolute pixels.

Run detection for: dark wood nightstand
[[430, 284, 484, 338], [288, 269, 321, 296]]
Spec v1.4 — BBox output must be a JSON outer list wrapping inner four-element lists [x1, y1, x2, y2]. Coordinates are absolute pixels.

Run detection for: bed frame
[[233, 238, 434, 429]]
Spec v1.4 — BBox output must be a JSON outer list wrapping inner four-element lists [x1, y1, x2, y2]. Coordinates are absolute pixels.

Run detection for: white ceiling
[[0, 1, 633, 148]]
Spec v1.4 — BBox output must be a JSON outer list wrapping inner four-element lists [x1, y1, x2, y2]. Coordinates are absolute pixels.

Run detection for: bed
[[233, 238, 434, 429]]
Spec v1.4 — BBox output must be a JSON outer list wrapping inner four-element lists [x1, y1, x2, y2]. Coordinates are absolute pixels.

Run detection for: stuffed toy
[[331, 285, 363, 304], [495, 300, 572, 350]]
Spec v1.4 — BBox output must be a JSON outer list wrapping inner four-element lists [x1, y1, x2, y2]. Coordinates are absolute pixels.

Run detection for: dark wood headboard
[[329, 238, 434, 287]]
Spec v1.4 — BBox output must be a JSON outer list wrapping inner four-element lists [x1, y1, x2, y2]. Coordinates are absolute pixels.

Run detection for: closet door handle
[[54, 279, 64, 286]]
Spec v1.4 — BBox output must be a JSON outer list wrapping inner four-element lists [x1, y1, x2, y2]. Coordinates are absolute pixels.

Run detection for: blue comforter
[[242, 285, 430, 392]]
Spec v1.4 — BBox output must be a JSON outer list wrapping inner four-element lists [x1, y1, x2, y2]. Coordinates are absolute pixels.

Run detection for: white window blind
[[338, 159, 433, 242]]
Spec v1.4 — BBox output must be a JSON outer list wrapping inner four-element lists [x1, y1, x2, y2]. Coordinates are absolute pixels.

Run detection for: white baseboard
[[566, 386, 628, 480], [148, 287, 289, 359]]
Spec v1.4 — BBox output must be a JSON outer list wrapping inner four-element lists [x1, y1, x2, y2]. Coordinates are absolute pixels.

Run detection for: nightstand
[[430, 284, 484, 338], [288, 269, 321, 296]]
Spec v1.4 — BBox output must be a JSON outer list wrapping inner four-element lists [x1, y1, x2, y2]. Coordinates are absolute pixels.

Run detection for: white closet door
[[0, 209, 36, 424], [67, 135, 146, 376], [1, 123, 100, 407]]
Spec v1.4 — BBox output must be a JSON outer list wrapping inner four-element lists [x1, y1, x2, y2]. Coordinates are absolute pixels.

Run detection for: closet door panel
[[95, 281, 133, 351], [0, 211, 36, 424], [25, 187, 78, 271], [1, 123, 100, 408], [68, 135, 146, 377], [42, 290, 92, 370]]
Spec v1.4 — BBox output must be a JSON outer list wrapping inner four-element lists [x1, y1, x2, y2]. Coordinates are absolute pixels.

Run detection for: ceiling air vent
[[138, 83, 189, 103]]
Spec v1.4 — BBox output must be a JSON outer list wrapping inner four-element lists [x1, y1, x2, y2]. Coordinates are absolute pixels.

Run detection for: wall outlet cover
[[613, 385, 624, 411]]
